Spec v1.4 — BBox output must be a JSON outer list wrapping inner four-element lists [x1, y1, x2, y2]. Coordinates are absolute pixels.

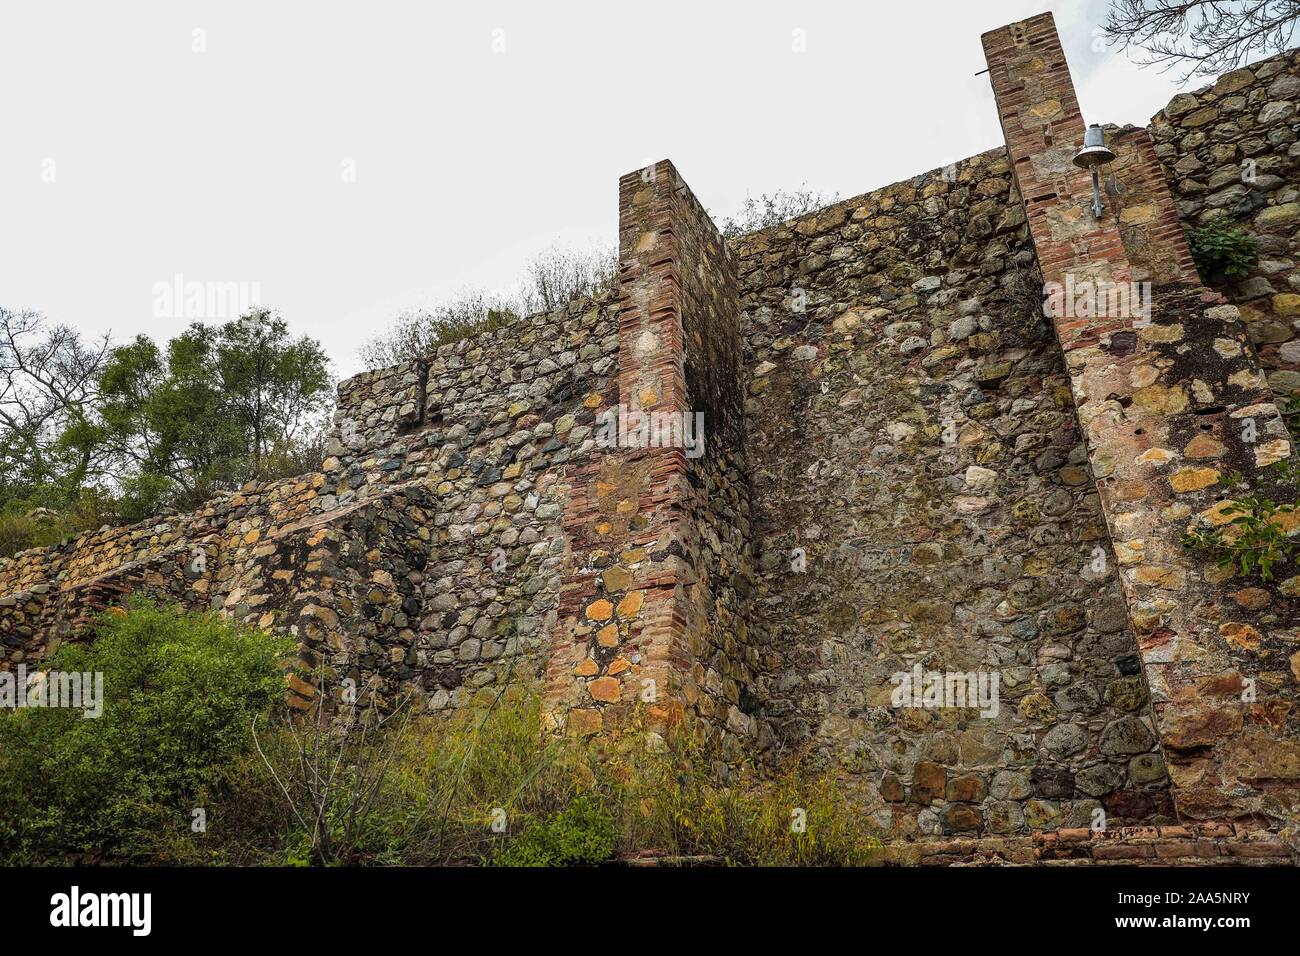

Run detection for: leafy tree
[[97, 332, 244, 514], [212, 310, 332, 479], [96, 310, 332, 516], [1105, 0, 1300, 79]]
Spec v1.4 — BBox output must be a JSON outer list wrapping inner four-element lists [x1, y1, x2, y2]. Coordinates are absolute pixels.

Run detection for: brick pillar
[[985, 13, 1300, 834], [546, 160, 742, 738], [1108, 127, 1200, 285], [982, 12, 1133, 349]]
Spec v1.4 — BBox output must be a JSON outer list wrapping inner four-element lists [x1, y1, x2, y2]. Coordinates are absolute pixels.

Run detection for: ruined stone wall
[[2, 474, 324, 668], [1108, 126, 1202, 285], [734, 148, 1175, 840], [3, 298, 622, 713], [677, 168, 760, 759], [5, 12, 1300, 861], [328, 296, 619, 492], [985, 11, 1299, 835], [1152, 48, 1300, 408]]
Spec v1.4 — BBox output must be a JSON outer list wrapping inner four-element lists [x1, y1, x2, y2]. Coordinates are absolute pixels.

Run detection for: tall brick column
[[546, 161, 749, 742], [985, 13, 1300, 834]]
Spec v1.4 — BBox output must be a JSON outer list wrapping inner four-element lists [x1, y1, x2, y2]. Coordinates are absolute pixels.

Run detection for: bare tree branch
[[1105, 0, 1300, 80]]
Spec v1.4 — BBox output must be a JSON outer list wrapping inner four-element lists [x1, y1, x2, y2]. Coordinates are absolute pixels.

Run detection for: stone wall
[[985, 12, 1299, 834], [3, 298, 624, 712], [5, 11, 1300, 862], [734, 147, 1175, 839], [676, 165, 759, 758], [545, 161, 760, 751], [1152, 48, 1300, 417], [328, 296, 619, 493]]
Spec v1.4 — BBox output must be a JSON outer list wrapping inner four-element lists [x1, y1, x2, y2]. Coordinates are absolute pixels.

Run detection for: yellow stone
[[1133, 383, 1188, 414], [1184, 434, 1226, 459], [1273, 293, 1300, 316], [617, 590, 645, 618], [1138, 323, 1184, 343], [1255, 439, 1291, 467], [1198, 499, 1240, 527], [1170, 467, 1220, 493], [1019, 693, 1056, 721], [1119, 203, 1156, 225], [602, 566, 633, 591], [1027, 98, 1063, 120], [1114, 540, 1145, 565], [1136, 447, 1175, 465], [574, 658, 598, 677], [586, 599, 613, 622], [607, 656, 631, 676], [567, 708, 603, 736], [1272, 510, 1300, 534], [1219, 622, 1260, 651], [1129, 365, 1160, 388], [1205, 564, 1236, 585], [597, 624, 620, 647], [1133, 565, 1181, 588], [588, 676, 621, 703]]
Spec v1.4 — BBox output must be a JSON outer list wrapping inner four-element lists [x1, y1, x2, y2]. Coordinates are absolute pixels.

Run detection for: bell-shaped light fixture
[[1072, 124, 1116, 220]]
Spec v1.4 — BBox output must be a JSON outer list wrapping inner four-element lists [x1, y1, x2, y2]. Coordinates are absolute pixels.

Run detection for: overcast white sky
[[0, 1, 1215, 378]]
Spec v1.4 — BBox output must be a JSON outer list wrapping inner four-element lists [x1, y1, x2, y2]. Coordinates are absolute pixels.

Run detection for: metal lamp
[[1072, 124, 1116, 219]]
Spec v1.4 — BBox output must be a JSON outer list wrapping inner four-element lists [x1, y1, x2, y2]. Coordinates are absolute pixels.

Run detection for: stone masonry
[[4, 12, 1300, 863], [984, 11, 1299, 832]]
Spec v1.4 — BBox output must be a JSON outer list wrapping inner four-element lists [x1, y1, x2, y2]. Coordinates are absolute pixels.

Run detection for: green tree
[[213, 309, 331, 478], [97, 332, 243, 516], [96, 310, 332, 517]]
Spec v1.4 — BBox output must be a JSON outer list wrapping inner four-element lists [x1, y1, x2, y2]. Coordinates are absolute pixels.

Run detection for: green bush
[[0, 601, 291, 862], [494, 795, 616, 866], [1188, 219, 1258, 282], [608, 719, 883, 867]]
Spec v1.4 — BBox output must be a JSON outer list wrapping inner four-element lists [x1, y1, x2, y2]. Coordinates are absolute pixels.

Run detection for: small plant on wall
[[1181, 461, 1300, 581], [1187, 218, 1258, 282]]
